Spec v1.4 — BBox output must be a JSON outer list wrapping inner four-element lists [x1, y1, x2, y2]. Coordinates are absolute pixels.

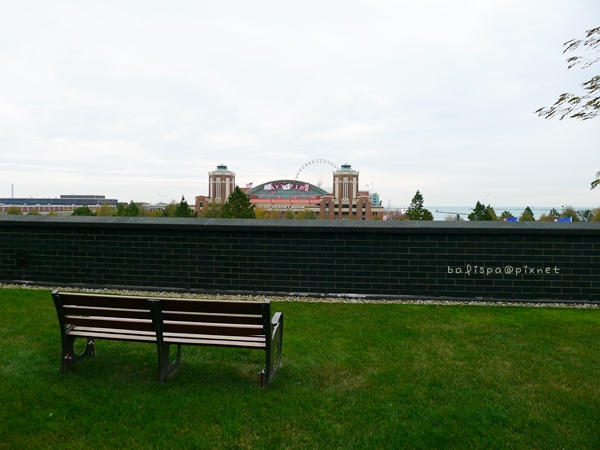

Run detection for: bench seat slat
[[68, 330, 157, 343], [163, 321, 264, 336], [69, 330, 264, 348], [163, 336, 266, 348], [161, 311, 263, 325], [69, 327, 265, 344], [71, 326, 156, 337], [163, 332, 265, 343]]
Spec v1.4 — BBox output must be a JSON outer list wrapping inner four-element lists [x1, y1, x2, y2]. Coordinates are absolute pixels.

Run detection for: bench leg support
[[157, 344, 182, 383], [60, 336, 95, 374], [265, 312, 283, 388]]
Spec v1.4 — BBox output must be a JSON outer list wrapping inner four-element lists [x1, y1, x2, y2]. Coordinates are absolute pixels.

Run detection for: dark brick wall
[[1, 216, 598, 300]]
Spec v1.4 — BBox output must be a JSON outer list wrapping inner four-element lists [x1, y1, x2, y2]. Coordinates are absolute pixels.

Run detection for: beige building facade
[[194, 164, 235, 212]]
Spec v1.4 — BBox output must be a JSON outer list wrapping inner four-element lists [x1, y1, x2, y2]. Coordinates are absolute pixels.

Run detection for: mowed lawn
[[0, 288, 599, 449]]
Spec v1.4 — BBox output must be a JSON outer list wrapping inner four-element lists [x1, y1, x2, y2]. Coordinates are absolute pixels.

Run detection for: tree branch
[[536, 27, 599, 121]]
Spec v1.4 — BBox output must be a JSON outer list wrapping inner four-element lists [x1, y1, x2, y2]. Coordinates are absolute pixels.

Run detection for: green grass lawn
[[1, 288, 599, 449]]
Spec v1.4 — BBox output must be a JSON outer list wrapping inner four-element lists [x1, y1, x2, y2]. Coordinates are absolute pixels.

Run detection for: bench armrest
[[272, 312, 283, 327], [265, 311, 283, 387], [271, 312, 283, 340]]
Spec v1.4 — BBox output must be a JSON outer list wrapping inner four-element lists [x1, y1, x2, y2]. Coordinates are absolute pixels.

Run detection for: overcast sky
[[1, 1, 599, 208]]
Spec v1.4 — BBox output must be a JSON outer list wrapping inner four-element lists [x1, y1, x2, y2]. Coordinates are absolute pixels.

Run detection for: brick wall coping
[[2, 215, 599, 236]]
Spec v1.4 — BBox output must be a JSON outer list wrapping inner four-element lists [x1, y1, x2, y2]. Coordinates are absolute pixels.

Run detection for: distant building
[[195, 163, 384, 220], [318, 164, 380, 220], [0, 195, 118, 215], [194, 164, 236, 212], [245, 179, 327, 215], [371, 192, 380, 207]]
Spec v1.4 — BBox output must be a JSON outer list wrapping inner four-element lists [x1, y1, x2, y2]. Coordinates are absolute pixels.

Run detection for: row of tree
[[463, 202, 599, 222], [0, 197, 197, 217], [3, 206, 44, 215], [69, 197, 197, 218], [71, 188, 257, 219], [4, 187, 598, 222], [398, 191, 600, 222]]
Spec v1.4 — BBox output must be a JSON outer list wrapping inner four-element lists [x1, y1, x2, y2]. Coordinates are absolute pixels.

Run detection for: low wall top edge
[[1, 215, 599, 235]]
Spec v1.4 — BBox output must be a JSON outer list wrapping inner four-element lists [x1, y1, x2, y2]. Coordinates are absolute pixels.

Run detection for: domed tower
[[208, 164, 235, 203], [333, 163, 359, 202], [319, 163, 381, 220], [195, 164, 236, 215]]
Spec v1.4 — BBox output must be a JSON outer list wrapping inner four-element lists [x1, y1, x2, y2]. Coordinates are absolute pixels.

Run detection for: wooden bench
[[51, 290, 283, 387]]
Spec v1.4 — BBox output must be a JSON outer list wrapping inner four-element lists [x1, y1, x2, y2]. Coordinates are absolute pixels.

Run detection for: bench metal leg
[[157, 343, 182, 383], [53, 291, 96, 374], [150, 299, 181, 382], [61, 336, 95, 374]]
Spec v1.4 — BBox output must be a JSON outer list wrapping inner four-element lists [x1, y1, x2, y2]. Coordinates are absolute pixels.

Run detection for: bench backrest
[[52, 291, 155, 333], [149, 297, 270, 339], [52, 291, 271, 339]]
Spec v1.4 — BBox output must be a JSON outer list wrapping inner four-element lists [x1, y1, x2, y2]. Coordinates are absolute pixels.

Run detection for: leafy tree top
[[468, 201, 495, 221], [161, 202, 177, 217], [524, 206, 535, 220], [6, 205, 23, 215], [560, 205, 581, 222], [96, 203, 116, 216], [405, 190, 433, 220], [221, 187, 256, 219], [297, 210, 317, 220], [174, 196, 196, 218], [200, 202, 223, 218], [72, 205, 96, 216], [255, 207, 280, 219], [116, 201, 140, 217], [539, 208, 558, 222], [518, 206, 535, 222]]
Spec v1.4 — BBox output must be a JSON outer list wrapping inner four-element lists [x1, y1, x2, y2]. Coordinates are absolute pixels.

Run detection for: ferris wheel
[[295, 159, 339, 193]]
